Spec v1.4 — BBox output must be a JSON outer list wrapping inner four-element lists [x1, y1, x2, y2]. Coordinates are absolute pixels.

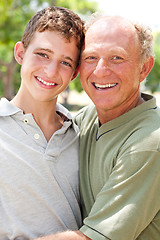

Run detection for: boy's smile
[[35, 76, 57, 88]]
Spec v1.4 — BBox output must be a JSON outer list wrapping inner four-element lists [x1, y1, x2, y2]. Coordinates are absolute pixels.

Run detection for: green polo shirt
[[75, 93, 160, 240]]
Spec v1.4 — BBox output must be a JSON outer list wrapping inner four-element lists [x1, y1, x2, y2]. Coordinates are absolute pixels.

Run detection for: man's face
[[80, 17, 144, 121], [14, 30, 79, 103]]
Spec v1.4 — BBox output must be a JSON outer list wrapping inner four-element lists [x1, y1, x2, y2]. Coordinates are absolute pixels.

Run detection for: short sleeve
[[80, 150, 160, 240]]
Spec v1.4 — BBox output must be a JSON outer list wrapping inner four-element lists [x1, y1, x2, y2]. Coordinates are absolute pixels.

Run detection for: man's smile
[[93, 83, 117, 90]]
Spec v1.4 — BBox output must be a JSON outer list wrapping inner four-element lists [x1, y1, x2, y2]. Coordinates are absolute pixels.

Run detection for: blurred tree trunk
[[61, 86, 70, 105], [0, 58, 17, 100]]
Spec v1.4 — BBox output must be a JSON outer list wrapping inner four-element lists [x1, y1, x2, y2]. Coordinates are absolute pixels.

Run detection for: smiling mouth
[[36, 77, 57, 86], [93, 83, 117, 90]]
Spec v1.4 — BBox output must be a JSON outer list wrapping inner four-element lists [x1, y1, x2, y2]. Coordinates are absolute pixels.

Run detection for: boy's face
[[14, 30, 79, 103]]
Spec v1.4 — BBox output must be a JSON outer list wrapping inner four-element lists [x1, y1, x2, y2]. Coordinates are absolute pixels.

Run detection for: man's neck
[[97, 93, 145, 126]]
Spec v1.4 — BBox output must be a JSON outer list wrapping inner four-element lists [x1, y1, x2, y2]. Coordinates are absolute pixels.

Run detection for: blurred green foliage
[[146, 32, 160, 93]]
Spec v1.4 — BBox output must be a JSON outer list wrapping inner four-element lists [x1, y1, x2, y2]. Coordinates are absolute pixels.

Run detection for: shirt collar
[[0, 98, 22, 116], [56, 103, 79, 133], [0, 98, 79, 133]]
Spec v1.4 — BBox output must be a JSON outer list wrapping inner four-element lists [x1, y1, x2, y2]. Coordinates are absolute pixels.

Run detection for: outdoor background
[[0, 0, 160, 111]]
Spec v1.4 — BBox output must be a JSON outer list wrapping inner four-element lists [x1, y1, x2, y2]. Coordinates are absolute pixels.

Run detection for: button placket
[[23, 119, 29, 124], [34, 133, 40, 140]]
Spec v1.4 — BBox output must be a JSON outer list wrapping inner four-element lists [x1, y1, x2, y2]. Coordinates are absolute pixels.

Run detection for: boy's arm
[[34, 230, 91, 240]]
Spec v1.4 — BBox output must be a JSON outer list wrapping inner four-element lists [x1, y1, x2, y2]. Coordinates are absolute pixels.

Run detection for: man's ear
[[14, 41, 25, 65], [71, 65, 80, 81], [139, 56, 154, 83]]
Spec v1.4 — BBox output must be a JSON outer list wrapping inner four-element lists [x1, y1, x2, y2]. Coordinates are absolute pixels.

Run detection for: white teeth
[[94, 83, 117, 89], [37, 77, 56, 86]]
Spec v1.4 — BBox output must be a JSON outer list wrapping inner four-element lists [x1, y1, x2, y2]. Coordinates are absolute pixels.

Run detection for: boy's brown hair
[[21, 6, 84, 51]]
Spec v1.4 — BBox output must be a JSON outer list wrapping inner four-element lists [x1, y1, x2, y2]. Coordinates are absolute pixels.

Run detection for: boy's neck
[[11, 93, 64, 142]]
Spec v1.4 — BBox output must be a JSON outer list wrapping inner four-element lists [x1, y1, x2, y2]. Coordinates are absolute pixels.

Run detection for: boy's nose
[[44, 60, 59, 78]]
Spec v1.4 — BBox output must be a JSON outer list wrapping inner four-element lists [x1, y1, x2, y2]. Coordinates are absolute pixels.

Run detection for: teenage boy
[[0, 6, 84, 240]]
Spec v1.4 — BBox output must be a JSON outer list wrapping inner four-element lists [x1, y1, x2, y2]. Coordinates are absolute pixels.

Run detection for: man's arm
[[34, 230, 91, 240]]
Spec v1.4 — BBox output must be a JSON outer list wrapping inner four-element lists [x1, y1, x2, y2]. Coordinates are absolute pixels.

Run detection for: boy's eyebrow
[[36, 48, 75, 63], [38, 48, 54, 54]]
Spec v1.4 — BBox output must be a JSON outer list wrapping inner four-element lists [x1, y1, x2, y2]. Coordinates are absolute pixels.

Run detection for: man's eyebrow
[[36, 48, 74, 62], [81, 50, 94, 58], [81, 48, 96, 54]]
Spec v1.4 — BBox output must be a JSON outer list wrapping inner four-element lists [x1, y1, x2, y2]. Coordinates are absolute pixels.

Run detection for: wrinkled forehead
[[83, 16, 140, 58], [86, 16, 138, 42]]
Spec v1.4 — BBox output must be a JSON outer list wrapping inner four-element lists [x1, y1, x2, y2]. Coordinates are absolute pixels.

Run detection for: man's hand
[[34, 230, 91, 240]]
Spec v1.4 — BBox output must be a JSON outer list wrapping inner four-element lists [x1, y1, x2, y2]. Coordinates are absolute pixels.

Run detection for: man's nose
[[94, 58, 112, 77]]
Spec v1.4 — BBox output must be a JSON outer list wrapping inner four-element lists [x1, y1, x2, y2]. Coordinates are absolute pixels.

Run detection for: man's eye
[[113, 56, 123, 60], [87, 56, 96, 60], [82, 56, 97, 62], [61, 61, 72, 67]]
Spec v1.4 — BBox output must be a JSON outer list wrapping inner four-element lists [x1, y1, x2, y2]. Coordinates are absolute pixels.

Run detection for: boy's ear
[[14, 41, 25, 65], [71, 65, 80, 81], [139, 56, 154, 83]]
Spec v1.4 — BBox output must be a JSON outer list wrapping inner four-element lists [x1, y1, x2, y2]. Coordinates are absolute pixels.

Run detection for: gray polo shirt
[[0, 98, 81, 240]]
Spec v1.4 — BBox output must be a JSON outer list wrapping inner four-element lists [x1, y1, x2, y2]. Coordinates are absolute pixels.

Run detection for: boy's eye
[[36, 52, 48, 58], [61, 61, 72, 68]]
